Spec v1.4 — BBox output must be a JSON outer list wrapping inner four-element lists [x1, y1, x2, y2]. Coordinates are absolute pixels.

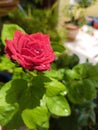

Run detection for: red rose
[[5, 31, 55, 71]]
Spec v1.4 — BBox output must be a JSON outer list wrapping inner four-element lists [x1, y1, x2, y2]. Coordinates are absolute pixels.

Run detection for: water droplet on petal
[[36, 50, 40, 54], [42, 64, 46, 67]]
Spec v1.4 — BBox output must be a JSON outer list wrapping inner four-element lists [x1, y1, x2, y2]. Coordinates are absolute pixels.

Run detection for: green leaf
[[12, 67, 30, 81], [64, 63, 98, 104], [68, 79, 97, 104], [44, 69, 65, 80], [0, 103, 18, 126], [45, 78, 67, 97], [6, 75, 48, 129], [6, 78, 41, 129], [30, 75, 47, 107], [0, 82, 5, 89], [56, 54, 79, 69], [0, 79, 27, 126], [0, 82, 18, 126], [1, 24, 25, 45], [72, 63, 98, 80], [6, 112, 25, 129], [65, 69, 81, 80], [0, 55, 15, 72], [73, 63, 89, 79], [51, 42, 65, 55], [46, 96, 71, 116], [22, 106, 49, 129], [88, 63, 98, 78]]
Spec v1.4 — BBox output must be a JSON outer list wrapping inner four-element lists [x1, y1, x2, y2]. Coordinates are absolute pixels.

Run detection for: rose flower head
[[5, 30, 55, 71]]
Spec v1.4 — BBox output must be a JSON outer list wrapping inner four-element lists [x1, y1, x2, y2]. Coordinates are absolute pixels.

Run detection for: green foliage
[[55, 53, 79, 69], [0, 79, 27, 126], [1, 24, 25, 45], [46, 96, 71, 116], [45, 78, 67, 97], [0, 21, 98, 130], [32, 0, 44, 4], [22, 106, 49, 129], [7, 2, 62, 43], [44, 69, 65, 80], [51, 42, 65, 56], [0, 55, 15, 72], [1, 73, 70, 129], [64, 63, 98, 104], [50, 101, 96, 130], [77, 0, 97, 8], [67, 79, 96, 104]]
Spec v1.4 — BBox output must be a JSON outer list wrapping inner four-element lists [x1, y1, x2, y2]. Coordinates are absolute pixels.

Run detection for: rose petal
[[21, 48, 36, 57], [30, 33, 43, 40], [5, 40, 17, 55], [13, 30, 23, 50], [22, 49, 55, 65], [16, 54, 34, 70], [18, 34, 30, 53], [43, 34, 50, 44], [34, 64, 50, 71], [4, 46, 13, 58]]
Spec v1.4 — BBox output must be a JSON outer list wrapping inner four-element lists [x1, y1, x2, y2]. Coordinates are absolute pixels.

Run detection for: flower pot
[[93, 17, 98, 29], [66, 24, 79, 41], [0, 0, 19, 17]]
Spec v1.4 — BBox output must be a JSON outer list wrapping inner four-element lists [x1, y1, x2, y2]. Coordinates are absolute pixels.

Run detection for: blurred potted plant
[[64, 4, 81, 41], [64, 0, 97, 41], [65, 23, 79, 41], [0, 0, 19, 17]]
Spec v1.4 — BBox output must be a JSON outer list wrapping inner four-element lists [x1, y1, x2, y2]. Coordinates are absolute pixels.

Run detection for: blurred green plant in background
[[0, 0, 65, 44], [76, 0, 97, 8]]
